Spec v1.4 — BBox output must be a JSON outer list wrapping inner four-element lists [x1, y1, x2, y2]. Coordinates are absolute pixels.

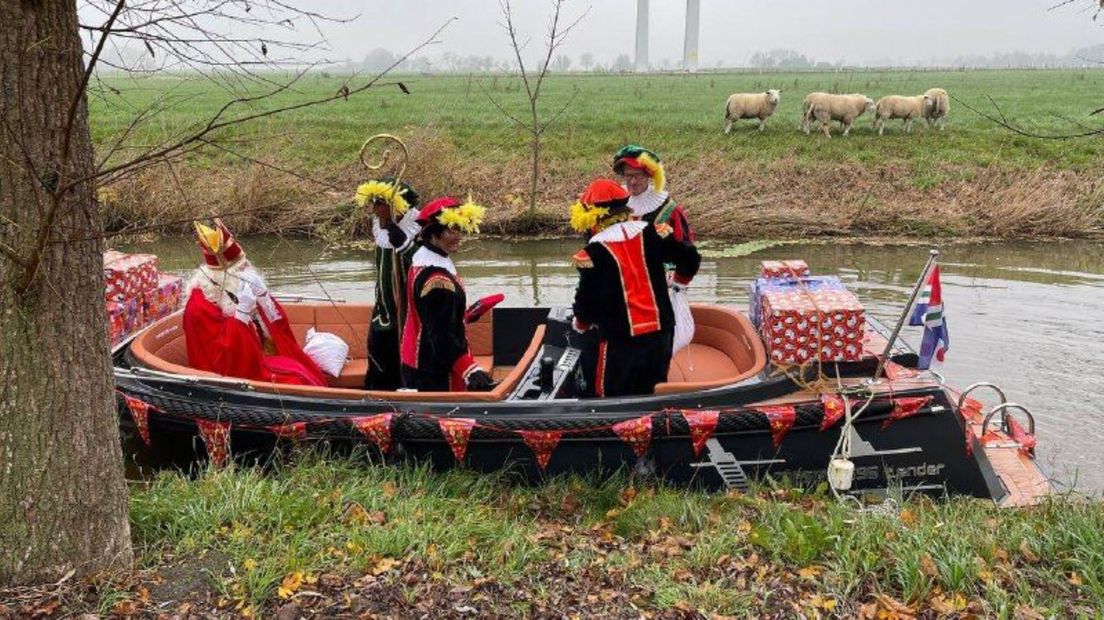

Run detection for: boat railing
[[115, 365, 255, 391], [982, 402, 1037, 437]]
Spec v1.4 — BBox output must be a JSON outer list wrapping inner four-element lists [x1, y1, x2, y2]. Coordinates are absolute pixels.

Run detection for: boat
[[113, 293, 1049, 506]]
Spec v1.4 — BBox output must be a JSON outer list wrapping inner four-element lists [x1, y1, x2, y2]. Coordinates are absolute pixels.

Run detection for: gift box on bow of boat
[[759, 259, 810, 280], [760, 288, 866, 363], [104, 252, 158, 302], [749, 275, 843, 328], [141, 274, 184, 323], [106, 296, 144, 345]]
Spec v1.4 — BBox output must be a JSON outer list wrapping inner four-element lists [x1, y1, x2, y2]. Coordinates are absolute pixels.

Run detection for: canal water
[[130, 237, 1104, 493]]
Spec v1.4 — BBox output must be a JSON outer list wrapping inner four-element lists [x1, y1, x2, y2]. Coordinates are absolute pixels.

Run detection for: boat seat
[[654, 304, 766, 395], [129, 303, 542, 401]]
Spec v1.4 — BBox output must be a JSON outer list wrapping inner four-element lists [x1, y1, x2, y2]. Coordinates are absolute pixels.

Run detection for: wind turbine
[[634, 0, 702, 73]]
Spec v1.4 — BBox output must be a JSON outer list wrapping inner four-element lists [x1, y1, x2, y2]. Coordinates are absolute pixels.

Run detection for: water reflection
[[124, 237, 1104, 492]]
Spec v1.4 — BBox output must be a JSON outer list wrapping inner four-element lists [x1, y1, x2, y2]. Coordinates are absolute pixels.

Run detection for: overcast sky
[[303, 0, 1104, 67]]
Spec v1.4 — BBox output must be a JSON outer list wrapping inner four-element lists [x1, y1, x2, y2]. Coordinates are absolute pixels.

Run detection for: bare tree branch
[[957, 94, 1104, 139]]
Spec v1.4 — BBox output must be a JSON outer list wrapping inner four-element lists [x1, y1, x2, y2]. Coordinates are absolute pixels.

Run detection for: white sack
[[303, 328, 349, 377], [670, 286, 695, 354]]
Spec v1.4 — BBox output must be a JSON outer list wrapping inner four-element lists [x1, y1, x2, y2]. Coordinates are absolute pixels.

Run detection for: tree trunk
[[528, 107, 540, 216], [0, 0, 132, 584]]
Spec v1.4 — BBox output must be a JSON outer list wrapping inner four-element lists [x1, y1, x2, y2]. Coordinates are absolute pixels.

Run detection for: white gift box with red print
[[759, 259, 810, 280], [104, 252, 158, 302], [760, 289, 866, 363], [141, 274, 184, 323]]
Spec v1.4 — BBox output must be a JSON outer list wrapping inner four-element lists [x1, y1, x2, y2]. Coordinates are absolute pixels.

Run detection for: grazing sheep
[[801, 92, 875, 138], [923, 88, 950, 130], [873, 95, 930, 135], [724, 89, 781, 133]]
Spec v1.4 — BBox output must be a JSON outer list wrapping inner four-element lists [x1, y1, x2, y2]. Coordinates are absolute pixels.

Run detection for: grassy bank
[[92, 70, 1104, 240], [7, 455, 1102, 617]]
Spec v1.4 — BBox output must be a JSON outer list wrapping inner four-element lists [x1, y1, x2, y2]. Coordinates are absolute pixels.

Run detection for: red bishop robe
[[183, 289, 326, 386]]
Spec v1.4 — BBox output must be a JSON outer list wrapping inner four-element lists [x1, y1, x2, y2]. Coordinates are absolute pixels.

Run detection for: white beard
[[185, 259, 257, 317]]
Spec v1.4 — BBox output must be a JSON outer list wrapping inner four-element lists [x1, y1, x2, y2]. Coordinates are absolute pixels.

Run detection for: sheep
[[801, 93, 876, 138], [724, 89, 781, 133], [923, 88, 950, 130], [873, 95, 930, 135]]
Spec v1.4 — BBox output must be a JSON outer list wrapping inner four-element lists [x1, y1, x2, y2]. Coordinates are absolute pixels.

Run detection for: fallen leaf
[[243, 558, 257, 571], [920, 554, 938, 577], [1018, 539, 1040, 564], [619, 486, 638, 506], [369, 556, 399, 576], [278, 571, 304, 599], [1013, 604, 1045, 620], [797, 565, 822, 580], [900, 509, 917, 526], [381, 481, 396, 499], [1068, 571, 1084, 586]]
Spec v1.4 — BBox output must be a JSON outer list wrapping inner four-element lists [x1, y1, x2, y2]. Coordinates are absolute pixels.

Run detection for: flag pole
[[874, 248, 940, 380]]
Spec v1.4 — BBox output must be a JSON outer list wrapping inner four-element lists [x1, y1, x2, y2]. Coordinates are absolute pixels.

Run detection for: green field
[[91, 70, 1104, 239]]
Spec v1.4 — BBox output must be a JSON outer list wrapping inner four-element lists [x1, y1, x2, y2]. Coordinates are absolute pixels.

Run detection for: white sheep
[[873, 95, 930, 135], [923, 88, 950, 130], [724, 89, 781, 133], [801, 93, 875, 138]]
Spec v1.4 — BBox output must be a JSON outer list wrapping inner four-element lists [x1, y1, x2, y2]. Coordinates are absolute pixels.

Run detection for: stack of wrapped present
[[104, 250, 184, 345], [750, 259, 866, 364]]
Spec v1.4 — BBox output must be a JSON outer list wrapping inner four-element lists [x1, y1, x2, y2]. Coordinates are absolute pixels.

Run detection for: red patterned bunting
[[959, 396, 984, 422], [439, 418, 476, 461], [1007, 416, 1037, 457], [270, 422, 307, 441], [756, 405, 796, 448], [518, 430, 562, 470], [819, 394, 846, 431], [352, 413, 394, 454], [612, 415, 653, 458], [123, 394, 152, 446], [884, 360, 920, 381], [196, 419, 231, 468], [883, 396, 933, 428], [682, 410, 719, 457]]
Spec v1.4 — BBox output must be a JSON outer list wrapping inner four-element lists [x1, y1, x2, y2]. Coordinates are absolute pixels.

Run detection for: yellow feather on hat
[[569, 200, 609, 233], [354, 180, 410, 214], [635, 151, 666, 193], [193, 220, 224, 254], [438, 195, 485, 234]]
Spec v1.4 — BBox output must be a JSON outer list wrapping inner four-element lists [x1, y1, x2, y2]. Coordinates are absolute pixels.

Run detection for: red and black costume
[[183, 218, 326, 387], [570, 180, 701, 398], [399, 197, 494, 392]]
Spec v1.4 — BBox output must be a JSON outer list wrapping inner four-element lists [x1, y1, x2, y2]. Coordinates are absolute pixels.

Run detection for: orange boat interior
[[128, 303, 767, 401]]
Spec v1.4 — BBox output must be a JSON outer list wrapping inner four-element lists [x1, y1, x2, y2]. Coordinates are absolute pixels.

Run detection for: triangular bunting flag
[[270, 422, 307, 441], [352, 413, 394, 454], [196, 419, 231, 468], [884, 360, 920, 381], [682, 410, 719, 457], [959, 396, 983, 422], [883, 396, 933, 428], [819, 394, 846, 431], [1007, 416, 1037, 457], [612, 415, 653, 458], [438, 418, 476, 461], [756, 405, 796, 448], [122, 394, 152, 446], [518, 430, 562, 471]]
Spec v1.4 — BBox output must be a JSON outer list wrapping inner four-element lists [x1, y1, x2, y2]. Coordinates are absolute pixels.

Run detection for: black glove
[[466, 369, 497, 392]]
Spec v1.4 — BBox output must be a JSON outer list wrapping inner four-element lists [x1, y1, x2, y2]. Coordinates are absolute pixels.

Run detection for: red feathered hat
[[193, 218, 245, 268], [580, 179, 629, 208], [416, 196, 462, 227]]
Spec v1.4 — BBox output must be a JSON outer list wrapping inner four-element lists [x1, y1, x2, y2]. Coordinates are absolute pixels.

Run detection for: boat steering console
[[509, 306, 592, 400]]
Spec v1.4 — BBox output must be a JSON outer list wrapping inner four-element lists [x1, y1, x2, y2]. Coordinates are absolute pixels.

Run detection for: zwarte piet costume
[[355, 178, 421, 390], [612, 145, 695, 245], [399, 197, 495, 392], [569, 180, 701, 397], [183, 219, 326, 387]]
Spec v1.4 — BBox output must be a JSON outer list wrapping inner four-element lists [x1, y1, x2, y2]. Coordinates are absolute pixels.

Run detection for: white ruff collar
[[590, 220, 648, 244], [627, 187, 669, 218], [412, 245, 457, 275]]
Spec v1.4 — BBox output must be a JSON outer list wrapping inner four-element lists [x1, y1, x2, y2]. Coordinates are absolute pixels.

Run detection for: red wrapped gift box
[[760, 259, 810, 279], [142, 274, 184, 323], [760, 289, 866, 363], [106, 297, 144, 345], [104, 252, 158, 302]]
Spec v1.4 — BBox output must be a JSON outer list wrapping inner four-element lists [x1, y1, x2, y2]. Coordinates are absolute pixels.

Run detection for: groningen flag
[[909, 270, 932, 326], [917, 265, 949, 369]]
